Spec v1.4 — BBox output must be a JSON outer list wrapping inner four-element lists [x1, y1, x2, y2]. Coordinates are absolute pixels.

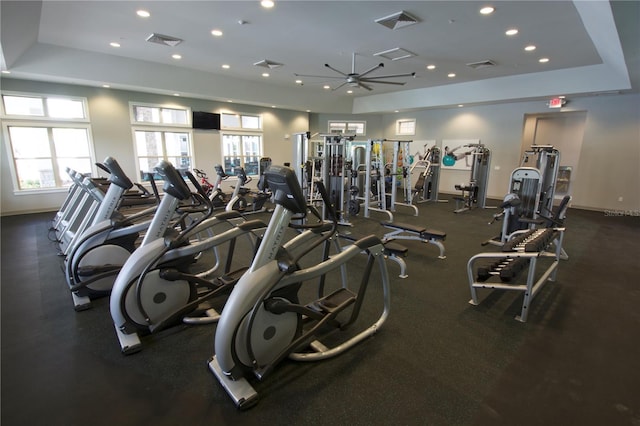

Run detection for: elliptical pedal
[[310, 288, 356, 314]]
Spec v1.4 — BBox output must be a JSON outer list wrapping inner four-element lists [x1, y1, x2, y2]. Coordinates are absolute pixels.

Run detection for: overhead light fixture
[[136, 10, 150, 18], [323, 85, 331, 90], [295, 79, 303, 85], [261, 0, 274, 9], [211, 29, 223, 37], [1, 70, 11, 74], [525, 45, 536, 51], [222, 64, 230, 69], [146, 33, 183, 47], [262, 73, 270, 77], [505, 28, 519, 36], [102, 84, 110, 88], [427, 64, 436, 70], [254, 59, 284, 69], [480, 6, 495, 15], [539, 57, 550, 63], [447, 73, 456, 78], [375, 11, 419, 30], [172, 54, 182, 60], [110, 42, 121, 48]]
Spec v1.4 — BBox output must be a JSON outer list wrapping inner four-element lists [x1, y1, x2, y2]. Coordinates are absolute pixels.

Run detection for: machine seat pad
[[422, 229, 446, 240], [382, 221, 426, 234]]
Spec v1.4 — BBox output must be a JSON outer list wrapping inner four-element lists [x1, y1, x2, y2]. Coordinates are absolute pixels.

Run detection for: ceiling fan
[[295, 52, 416, 91]]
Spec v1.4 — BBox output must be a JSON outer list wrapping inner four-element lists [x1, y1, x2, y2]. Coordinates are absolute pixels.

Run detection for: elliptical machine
[[63, 158, 167, 310], [225, 158, 272, 213], [109, 163, 267, 354], [209, 164, 391, 409]]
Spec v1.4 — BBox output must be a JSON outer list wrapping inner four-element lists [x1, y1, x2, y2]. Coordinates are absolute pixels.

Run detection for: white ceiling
[[1, 1, 637, 114]]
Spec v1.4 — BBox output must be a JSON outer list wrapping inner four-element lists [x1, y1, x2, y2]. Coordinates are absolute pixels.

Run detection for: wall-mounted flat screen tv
[[192, 111, 221, 130]]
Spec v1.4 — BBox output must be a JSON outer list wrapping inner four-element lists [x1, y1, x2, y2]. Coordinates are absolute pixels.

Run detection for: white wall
[[1, 78, 309, 215]]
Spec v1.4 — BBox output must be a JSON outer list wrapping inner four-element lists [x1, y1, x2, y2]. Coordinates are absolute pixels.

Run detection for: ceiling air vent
[[374, 47, 417, 61], [466, 60, 497, 70], [253, 59, 284, 69], [146, 33, 183, 47], [375, 11, 419, 30]]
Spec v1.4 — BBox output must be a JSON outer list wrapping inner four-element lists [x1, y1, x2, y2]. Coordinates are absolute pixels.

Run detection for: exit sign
[[549, 97, 566, 108]]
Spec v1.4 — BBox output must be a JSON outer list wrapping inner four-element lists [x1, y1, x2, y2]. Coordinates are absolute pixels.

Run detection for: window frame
[[129, 102, 194, 181], [1, 91, 90, 122], [396, 118, 416, 136], [220, 112, 263, 131], [1, 91, 95, 193], [327, 120, 366, 136], [220, 131, 264, 177], [129, 101, 192, 128]]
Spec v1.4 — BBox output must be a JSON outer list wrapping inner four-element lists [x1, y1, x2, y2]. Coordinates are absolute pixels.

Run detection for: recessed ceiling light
[[306, 110, 311, 113], [136, 10, 150, 18], [525, 45, 536, 51], [261, 0, 275, 9], [173, 93, 180, 96], [227, 100, 234, 103], [394, 110, 400, 113], [172, 54, 182, 60], [110, 42, 121, 48], [102, 84, 110, 88], [447, 73, 456, 78], [458, 104, 464, 107], [211, 29, 223, 37], [295, 79, 303, 84], [347, 90, 353, 94], [222, 64, 230, 69], [505, 28, 519, 36], [1, 70, 11, 74], [262, 73, 270, 77], [271, 105, 276, 108], [426, 64, 436, 70], [323, 85, 331, 90], [539, 57, 550, 63], [480, 6, 495, 15]]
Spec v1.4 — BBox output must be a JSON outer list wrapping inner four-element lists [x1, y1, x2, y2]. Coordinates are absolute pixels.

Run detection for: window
[[396, 118, 416, 136], [221, 134, 263, 175], [130, 103, 193, 180], [221, 112, 262, 130], [132, 104, 189, 126], [219, 112, 263, 176], [2, 93, 94, 191], [328, 120, 366, 136]]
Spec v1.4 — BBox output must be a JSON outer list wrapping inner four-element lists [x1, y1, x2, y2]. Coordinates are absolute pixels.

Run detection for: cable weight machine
[[363, 139, 419, 222]]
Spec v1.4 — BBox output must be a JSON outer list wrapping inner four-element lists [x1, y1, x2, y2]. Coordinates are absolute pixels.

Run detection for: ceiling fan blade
[[324, 63, 349, 77], [332, 81, 349, 91], [358, 82, 374, 91], [358, 63, 384, 78], [359, 79, 407, 86], [361, 72, 416, 80], [293, 73, 344, 79]]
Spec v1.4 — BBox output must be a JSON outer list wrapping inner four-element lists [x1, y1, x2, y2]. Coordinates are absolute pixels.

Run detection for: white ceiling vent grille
[[374, 47, 417, 61], [146, 33, 183, 47], [466, 60, 497, 70], [253, 59, 284, 69], [375, 11, 419, 30]]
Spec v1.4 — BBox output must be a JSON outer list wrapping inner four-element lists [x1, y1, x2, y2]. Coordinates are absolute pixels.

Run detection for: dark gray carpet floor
[[2, 196, 639, 426]]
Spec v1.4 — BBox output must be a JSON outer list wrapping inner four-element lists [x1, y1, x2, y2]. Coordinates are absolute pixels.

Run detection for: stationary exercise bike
[[209, 164, 391, 409], [109, 165, 267, 354]]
